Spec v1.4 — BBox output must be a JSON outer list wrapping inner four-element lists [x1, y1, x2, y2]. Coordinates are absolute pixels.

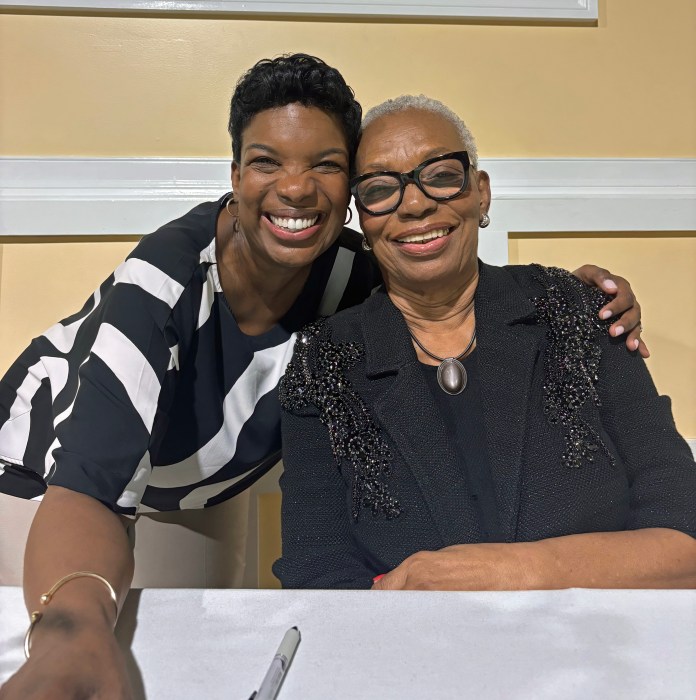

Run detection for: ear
[[475, 170, 491, 218], [231, 160, 240, 192]]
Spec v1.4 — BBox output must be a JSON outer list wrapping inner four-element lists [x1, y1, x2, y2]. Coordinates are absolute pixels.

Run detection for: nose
[[275, 170, 317, 204], [398, 181, 437, 218]]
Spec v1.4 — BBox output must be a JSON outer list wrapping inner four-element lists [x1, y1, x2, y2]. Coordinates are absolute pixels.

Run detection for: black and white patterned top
[[0, 196, 379, 514]]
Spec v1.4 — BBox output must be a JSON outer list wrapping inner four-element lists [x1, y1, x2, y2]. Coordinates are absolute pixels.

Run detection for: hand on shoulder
[[572, 264, 648, 357]]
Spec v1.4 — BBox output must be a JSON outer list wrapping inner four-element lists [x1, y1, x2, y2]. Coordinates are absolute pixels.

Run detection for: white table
[[1, 587, 695, 699]]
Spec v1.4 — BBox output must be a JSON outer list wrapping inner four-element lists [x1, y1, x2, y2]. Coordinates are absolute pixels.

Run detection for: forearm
[[522, 527, 696, 589], [0, 486, 136, 698], [375, 527, 696, 591], [23, 485, 134, 646]]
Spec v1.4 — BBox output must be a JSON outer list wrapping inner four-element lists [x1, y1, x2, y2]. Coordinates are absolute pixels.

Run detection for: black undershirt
[[420, 350, 503, 542]]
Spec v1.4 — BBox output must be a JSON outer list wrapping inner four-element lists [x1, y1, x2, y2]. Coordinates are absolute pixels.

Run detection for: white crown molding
[[1, 156, 695, 266], [0, 1, 598, 21], [477, 158, 696, 264]]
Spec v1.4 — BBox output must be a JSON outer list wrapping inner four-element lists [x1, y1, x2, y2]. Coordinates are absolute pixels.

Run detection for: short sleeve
[[0, 263, 182, 515]]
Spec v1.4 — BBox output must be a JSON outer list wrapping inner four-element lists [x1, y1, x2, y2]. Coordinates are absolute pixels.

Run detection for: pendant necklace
[[409, 326, 476, 396]]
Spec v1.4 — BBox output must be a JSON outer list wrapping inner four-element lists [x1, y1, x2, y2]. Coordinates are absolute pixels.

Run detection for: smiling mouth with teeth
[[397, 227, 452, 244], [268, 214, 320, 232]]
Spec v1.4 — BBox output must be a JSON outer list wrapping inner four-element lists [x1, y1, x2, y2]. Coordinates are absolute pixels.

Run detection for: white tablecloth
[[1, 587, 695, 699]]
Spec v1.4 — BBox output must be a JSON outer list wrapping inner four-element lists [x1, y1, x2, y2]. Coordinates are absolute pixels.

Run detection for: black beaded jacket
[[274, 263, 696, 589]]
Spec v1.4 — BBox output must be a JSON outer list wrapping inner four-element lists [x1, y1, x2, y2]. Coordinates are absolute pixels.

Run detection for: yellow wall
[[1, 0, 695, 158]]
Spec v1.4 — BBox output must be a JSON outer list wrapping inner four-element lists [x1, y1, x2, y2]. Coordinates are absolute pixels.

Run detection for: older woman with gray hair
[[274, 95, 696, 591]]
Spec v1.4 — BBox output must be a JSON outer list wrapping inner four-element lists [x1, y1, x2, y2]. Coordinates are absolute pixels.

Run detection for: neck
[[387, 265, 479, 364], [215, 211, 311, 335], [388, 266, 479, 332]]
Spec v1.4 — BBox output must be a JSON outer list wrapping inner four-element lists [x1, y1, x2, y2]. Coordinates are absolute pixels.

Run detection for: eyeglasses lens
[[420, 160, 467, 198], [355, 158, 467, 214], [355, 177, 401, 213]]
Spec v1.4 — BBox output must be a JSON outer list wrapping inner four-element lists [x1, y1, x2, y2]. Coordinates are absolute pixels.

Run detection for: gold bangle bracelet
[[24, 571, 118, 659]]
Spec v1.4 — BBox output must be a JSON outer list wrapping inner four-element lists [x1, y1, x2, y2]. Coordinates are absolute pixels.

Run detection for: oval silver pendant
[[437, 358, 467, 395]]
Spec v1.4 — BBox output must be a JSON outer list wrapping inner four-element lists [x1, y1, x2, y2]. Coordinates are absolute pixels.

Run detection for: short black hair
[[228, 53, 362, 164]]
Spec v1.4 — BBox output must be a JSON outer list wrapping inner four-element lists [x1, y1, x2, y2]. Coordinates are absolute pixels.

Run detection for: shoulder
[[79, 200, 222, 336], [501, 262, 544, 292], [327, 296, 371, 334], [279, 289, 393, 416], [508, 262, 608, 303], [486, 263, 610, 329], [279, 317, 365, 415], [501, 262, 612, 370], [319, 284, 394, 351], [96, 199, 222, 323], [125, 198, 221, 287]]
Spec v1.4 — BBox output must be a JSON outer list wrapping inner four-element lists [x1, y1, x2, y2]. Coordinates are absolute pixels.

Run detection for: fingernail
[[633, 339, 640, 350], [373, 574, 385, 583], [600, 310, 612, 320], [603, 279, 618, 291], [613, 325, 624, 336]]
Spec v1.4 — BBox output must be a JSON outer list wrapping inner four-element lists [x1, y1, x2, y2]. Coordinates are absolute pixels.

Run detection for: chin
[[268, 245, 325, 270]]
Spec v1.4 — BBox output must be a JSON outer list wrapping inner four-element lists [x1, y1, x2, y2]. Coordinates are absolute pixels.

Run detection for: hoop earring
[[361, 236, 372, 252], [344, 208, 353, 226], [225, 195, 239, 233], [479, 212, 490, 228]]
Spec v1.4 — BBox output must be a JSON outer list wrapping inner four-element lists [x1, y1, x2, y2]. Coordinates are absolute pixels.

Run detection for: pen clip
[[249, 626, 301, 700]]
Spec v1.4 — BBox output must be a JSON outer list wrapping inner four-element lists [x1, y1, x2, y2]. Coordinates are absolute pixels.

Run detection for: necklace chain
[[407, 302, 477, 362], [409, 327, 477, 363]]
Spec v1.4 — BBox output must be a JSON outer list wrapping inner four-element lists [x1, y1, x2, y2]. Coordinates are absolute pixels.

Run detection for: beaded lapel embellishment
[[280, 319, 402, 521], [532, 265, 616, 469]]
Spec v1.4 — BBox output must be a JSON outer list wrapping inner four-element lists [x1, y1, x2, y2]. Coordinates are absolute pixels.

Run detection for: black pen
[[248, 626, 301, 700]]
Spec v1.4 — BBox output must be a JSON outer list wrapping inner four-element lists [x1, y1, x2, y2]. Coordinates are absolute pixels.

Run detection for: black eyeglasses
[[350, 151, 471, 216]]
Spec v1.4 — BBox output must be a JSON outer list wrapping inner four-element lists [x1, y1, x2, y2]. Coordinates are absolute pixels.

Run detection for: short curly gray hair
[[361, 94, 479, 169]]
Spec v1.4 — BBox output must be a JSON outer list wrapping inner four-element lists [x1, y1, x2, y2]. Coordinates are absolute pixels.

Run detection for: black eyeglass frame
[[350, 150, 471, 216]]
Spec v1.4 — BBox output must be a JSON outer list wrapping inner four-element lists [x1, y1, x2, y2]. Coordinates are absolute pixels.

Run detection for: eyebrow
[[244, 143, 278, 155], [317, 148, 350, 158], [361, 147, 454, 173], [244, 144, 349, 159]]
